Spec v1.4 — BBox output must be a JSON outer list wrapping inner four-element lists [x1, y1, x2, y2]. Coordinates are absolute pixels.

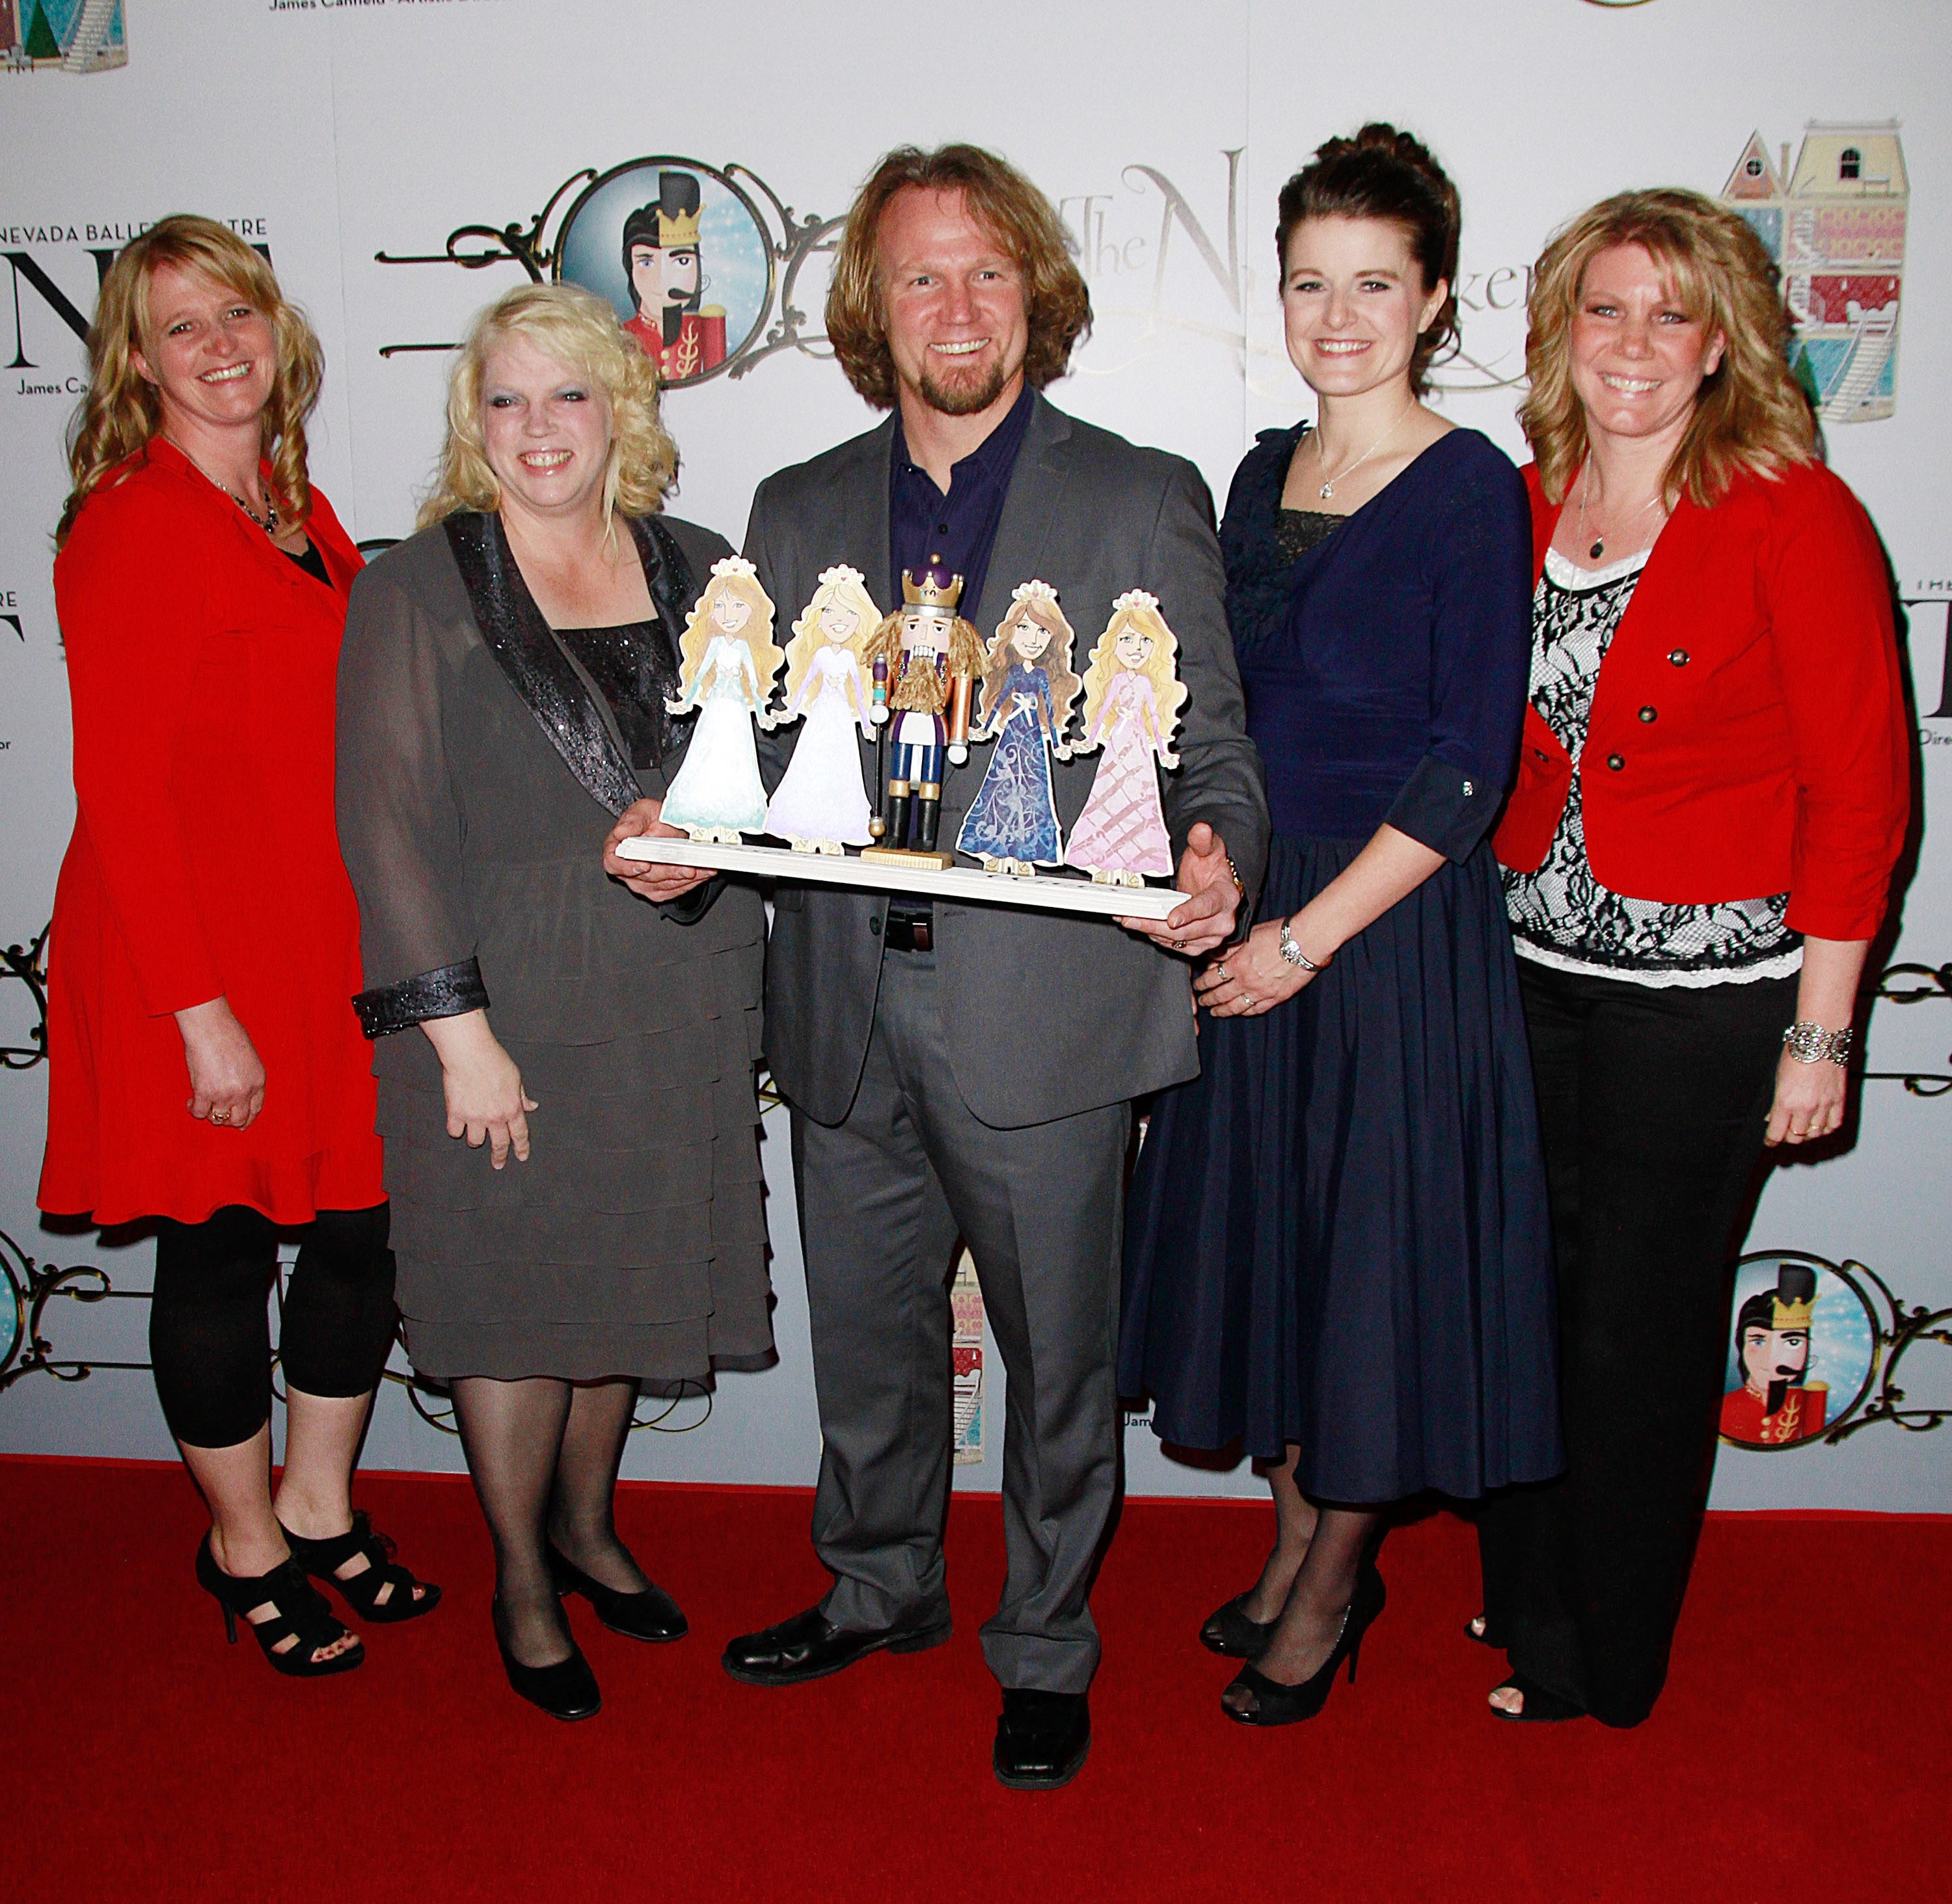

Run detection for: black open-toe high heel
[[1221, 1560, 1385, 1728], [1464, 1612, 1504, 1650], [1199, 1594, 1279, 1660], [1489, 1672, 1584, 1723], [282, 1511, 441, 1624], [548, 1540, 686, 1643], [494, 1599, 601, 1721], [195, 1532, 364, 1678]]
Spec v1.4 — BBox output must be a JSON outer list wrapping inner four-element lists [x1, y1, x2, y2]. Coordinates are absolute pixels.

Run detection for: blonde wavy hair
[[973, 585, 1082, 739], [1521, 189, 1816, 508], [57, 215, 323, 548], [674, 559, 784, 720], [778, 565, 881, 713], [416, 281, 677, 532], [1077, 594, 1187, 750]]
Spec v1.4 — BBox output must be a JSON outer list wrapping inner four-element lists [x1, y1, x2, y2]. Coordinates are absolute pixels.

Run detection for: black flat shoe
[[195, 1533, 364, 1678], [281, 1511, 441, 1624], [1200, 1593, 1279, 1659], [548, 1541, 686, 1644], [1489, 1672, 1584, 1723], [722, 1603, 951, 1687], [494, 1602, 601, 1722], [994, 1689, 1090, 1791], [1222, 1561, 1385, 1728]]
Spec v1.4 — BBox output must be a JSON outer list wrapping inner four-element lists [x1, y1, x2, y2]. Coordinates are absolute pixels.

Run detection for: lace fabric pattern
[[1502, 549, 1800, 988]]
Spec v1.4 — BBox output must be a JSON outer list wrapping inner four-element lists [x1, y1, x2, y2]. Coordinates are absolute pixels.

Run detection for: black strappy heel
[[1221, 1559, 1385, 1728], [195, 1532, 364, 1677], [280, 1510, 441, 1624]]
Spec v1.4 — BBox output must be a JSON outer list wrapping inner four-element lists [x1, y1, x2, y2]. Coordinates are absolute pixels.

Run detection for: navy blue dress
[[1118, 425, 1563, 1503]]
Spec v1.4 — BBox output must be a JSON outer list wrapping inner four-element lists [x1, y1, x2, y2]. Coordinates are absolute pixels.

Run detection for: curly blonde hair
[[56, 215, 323, 548], [417, 281, 678, 532], [778, 565, 881, 713], [973, 588, 1082, 739], [1521, 189, 1816, 507], [674, 561, 784, 718], [826, 144, 1091, 410], [1076, 595, 1187, 750]]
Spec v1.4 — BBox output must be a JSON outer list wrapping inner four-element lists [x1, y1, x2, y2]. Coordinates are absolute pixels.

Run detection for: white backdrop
[[2, 0, 1948, 1509]]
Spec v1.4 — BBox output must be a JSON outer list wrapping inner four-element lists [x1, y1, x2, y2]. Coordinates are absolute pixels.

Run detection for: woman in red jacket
[[44, 217, 435, 1676], [1472, 191, 1906, 1726]]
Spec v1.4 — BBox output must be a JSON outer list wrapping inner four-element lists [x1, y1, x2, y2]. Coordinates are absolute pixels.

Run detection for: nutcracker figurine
[[861, 560, 986, 867], [619, 170, 728, 384]]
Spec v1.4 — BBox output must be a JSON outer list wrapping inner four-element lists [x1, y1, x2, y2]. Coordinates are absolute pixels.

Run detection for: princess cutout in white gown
[[660, 634, 770, 840], [763, 644, 874, 851]]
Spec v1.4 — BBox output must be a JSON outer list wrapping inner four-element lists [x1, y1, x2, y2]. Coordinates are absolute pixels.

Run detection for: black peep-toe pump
[[280, 1511, 442, 1624], [1221, 1560, 1386, 1728], [195, 1532, 364, 1678], [1199, 1594, 1280, 1659]]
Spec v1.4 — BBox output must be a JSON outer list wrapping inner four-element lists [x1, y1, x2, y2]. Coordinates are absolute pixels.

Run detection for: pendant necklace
[[1576, 460, 1662, 562], [1312, 399, 1417, 500], [176, 439, 280, 535]]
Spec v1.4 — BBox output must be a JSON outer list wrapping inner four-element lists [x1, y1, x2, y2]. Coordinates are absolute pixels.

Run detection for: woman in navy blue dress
[[1119, 125, 1562, 1725]]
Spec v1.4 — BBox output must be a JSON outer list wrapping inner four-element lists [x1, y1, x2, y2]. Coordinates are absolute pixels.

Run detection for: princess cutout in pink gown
[[1064, 670, 1173, 878]]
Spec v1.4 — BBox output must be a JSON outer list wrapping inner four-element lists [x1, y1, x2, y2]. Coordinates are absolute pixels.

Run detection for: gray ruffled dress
[[334, 510, 771, 1382]]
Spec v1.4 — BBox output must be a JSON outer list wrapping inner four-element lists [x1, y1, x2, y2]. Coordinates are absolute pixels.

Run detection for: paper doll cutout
[[955, 579, 1082, 875], [860, 560, 986, 869], [1064, 590, 1187, 886], [659, 556, 784, 842], [763, 565, 880, 854]]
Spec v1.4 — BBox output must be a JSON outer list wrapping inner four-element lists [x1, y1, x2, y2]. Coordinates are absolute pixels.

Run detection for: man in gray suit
[[606, 144, 1267, 1788]]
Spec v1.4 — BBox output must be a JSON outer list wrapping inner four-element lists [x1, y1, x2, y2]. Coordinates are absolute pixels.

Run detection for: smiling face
[[629, 243, 700, 315], [1281, 215, 1446, 401], [133, 260, 278, 438], [877, 185, 1030, 420], [1013, 620, 1051, 662], [478, 332, 614, 524], [1569, 243, 1726, 447], [1115, 627, 1154, 670], [712, 590, 753, 635], [818, 601, 860, 644]]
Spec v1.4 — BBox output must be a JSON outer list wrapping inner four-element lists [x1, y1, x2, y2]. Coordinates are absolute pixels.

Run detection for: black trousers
[[1475, 962, 1796, 1727], [149, 1203, 398, 1450]]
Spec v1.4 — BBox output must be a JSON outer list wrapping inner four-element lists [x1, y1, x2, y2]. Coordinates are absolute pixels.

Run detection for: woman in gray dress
[[335, 283, 770, 1720]]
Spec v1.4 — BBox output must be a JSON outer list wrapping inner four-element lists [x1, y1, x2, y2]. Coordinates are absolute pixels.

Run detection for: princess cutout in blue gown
[[956, 662, 1064, 867]]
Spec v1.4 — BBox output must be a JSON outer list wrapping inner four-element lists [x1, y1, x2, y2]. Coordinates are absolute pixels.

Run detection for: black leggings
[[149, 1203, 398, 1450], [1475, 962, 1796, 1726]]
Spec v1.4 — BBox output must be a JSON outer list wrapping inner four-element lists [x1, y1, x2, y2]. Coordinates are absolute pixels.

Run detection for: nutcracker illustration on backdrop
[[861, 561, 985, 866], [658, 556, 783, 842], [956, 579, 1082, 875], [763, 565, 882, 854], [619, 171, 729, 382], [1719, 1262, 1830, 1446], [1064, 590, 1186, 886]]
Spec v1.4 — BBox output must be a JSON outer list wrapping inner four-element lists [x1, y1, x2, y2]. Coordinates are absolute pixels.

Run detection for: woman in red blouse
[[44, 217, 435, 1676], [1472, 191, 1906, 1726]]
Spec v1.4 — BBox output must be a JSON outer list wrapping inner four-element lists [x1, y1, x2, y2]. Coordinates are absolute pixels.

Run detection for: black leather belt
[[884, 901, 934, 953]]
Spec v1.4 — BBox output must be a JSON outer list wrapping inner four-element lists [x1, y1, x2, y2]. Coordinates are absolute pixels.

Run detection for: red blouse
[[38, 440, 383, 1225], [1492, 458, 1907, 941]]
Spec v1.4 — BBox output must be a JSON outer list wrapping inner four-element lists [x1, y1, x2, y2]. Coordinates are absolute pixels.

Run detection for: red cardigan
[[1491, 458, 1906, 940], [40, 440, 383, 1225]]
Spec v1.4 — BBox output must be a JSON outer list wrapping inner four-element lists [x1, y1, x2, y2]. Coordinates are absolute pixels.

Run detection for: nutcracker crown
[[658, 207, 703, 248], [1767, 1263, 1819, 1332], [1770, 1291, 1817, 1331], [902, 564, 965, 612]]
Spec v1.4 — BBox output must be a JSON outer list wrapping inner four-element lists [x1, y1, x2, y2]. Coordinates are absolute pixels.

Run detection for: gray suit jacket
[[746, 391, 1268, 1130]]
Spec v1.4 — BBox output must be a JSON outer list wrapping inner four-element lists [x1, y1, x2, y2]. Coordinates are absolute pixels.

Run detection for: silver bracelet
[[1782, 1020, 1853, 1067], [1277, 919, 1326, 973]]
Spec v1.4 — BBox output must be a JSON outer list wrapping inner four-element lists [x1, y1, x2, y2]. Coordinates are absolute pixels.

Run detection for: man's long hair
[[826, 144, 1091, 411]]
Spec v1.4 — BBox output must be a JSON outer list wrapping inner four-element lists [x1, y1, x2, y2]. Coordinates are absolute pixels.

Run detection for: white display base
[[616, 836, 1189, 921]]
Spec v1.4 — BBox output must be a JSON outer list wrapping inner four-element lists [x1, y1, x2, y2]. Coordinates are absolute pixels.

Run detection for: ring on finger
[[208, 1108, 231, 1125]]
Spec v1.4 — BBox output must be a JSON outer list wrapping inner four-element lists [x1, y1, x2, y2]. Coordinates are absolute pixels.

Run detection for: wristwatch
[[1782, 1021, 1854, 1067], [1277, 919, 1326, 973]]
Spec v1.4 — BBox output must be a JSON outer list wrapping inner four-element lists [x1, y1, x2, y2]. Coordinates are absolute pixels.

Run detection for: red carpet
[[3, 1457, 1943, 1903]]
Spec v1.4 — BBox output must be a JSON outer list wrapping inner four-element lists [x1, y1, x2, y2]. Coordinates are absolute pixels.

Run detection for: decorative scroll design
[[0, 1226, 146, 1393], [1861, 959, 1952, 1096], [373, 155, 842, 381], [1, 920, 50, 1070]]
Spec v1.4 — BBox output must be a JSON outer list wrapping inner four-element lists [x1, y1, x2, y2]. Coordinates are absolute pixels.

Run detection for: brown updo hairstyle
[[1275, 124, 1461, 395]]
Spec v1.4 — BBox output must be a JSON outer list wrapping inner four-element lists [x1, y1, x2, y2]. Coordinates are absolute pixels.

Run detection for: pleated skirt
[[377, 934, 770, 1384], [1118, 832, 1563, 1502]]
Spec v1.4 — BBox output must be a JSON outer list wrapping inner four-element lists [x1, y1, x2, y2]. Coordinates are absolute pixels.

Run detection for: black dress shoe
[[721, 1602, 951, 1687], [994, 1689, 1090, 1790], [548, 1542, 687, 1643]]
